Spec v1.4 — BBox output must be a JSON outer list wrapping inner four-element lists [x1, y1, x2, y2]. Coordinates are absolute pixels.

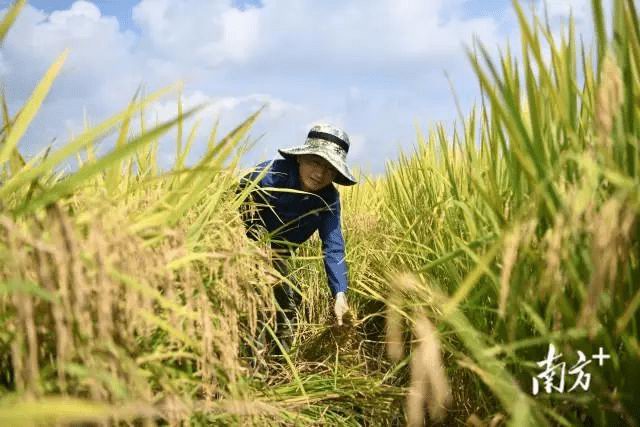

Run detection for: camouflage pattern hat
[[278, 123, 357, 186]]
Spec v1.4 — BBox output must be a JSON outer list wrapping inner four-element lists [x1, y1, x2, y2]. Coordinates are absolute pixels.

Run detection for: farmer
[[239, 123, 357, 350]]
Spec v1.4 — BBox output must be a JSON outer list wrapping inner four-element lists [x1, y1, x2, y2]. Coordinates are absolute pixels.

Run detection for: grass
[[1, 0, 639, 425]]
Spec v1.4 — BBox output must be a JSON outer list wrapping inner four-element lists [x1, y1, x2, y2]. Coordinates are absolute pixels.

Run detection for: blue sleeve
[[318, 194, 348, 296]]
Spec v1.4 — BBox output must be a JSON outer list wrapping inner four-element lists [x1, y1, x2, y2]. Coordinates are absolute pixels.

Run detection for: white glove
[[334, 292, 349, 326]]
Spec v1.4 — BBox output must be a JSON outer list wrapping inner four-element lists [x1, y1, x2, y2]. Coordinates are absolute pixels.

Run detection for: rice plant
[[1, 0, 639, 425], [361, 0, 640, 424]]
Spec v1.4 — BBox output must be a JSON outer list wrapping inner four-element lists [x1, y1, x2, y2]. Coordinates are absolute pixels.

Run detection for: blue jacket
[[240, 158, 348, 295]]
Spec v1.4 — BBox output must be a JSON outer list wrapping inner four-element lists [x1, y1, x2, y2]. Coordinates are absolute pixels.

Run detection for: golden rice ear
[[406, 315, 451, 426], [595, 52, 623, 148], [385, 271, 421, 362], [498, 219, 536, 318], [498, 227, 521, 319], [489, 413, 506, 427], [385, 303, 404, 362], [465, 413, 485, 427]]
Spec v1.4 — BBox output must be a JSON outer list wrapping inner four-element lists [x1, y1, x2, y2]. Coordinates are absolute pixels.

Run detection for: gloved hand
[[334, 292, 349, 326]]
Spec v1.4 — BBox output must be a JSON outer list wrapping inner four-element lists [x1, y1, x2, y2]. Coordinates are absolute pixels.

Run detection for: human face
[[297, 154, 338, 192]]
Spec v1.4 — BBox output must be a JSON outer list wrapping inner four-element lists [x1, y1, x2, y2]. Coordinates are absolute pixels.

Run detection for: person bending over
[[239, 123, 357, 350]]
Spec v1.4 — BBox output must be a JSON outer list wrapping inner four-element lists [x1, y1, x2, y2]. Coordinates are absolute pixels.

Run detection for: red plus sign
[[592, 347, 610, 366]]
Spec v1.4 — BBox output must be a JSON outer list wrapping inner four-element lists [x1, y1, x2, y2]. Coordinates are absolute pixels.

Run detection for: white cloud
[[2, 0, 560, 174], [534, 0, 614, 41], [131, 0, 262, 67], [543, 0, 615, 27]]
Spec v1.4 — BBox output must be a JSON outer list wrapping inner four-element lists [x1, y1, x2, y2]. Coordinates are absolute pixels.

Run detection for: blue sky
[[25, 0, 265, 29], [1, 0, 603, 174]]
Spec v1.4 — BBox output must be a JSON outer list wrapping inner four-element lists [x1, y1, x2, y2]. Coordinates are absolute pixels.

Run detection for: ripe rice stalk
[[2, 0, 640, 424], [540, 214, 566, 297], [104, 89, 137, 197], [498, 227, 520, 320], [129, 108, 263, 236], [595, 53, 624, 148], [385, 302, 404, 363], [385, 272, 422, 362], [406, 315, 451, 425], [579, 197, 636, 335]]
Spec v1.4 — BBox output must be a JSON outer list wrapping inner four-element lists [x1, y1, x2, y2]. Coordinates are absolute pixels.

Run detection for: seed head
[[595, 53, 623, 147]]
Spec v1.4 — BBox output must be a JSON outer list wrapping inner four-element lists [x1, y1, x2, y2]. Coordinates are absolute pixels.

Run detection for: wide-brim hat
[[278, 123, 357, 186]]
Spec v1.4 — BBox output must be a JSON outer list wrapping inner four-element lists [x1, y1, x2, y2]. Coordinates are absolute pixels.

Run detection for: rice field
[[1, 0, 639, 425]]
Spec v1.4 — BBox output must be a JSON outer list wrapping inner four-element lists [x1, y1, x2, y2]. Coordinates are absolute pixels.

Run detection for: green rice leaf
[[0, 49, 68, 167], [14, 103, 205, 214], [0, 0, 25, 43], [0, 82, 183, 201]]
